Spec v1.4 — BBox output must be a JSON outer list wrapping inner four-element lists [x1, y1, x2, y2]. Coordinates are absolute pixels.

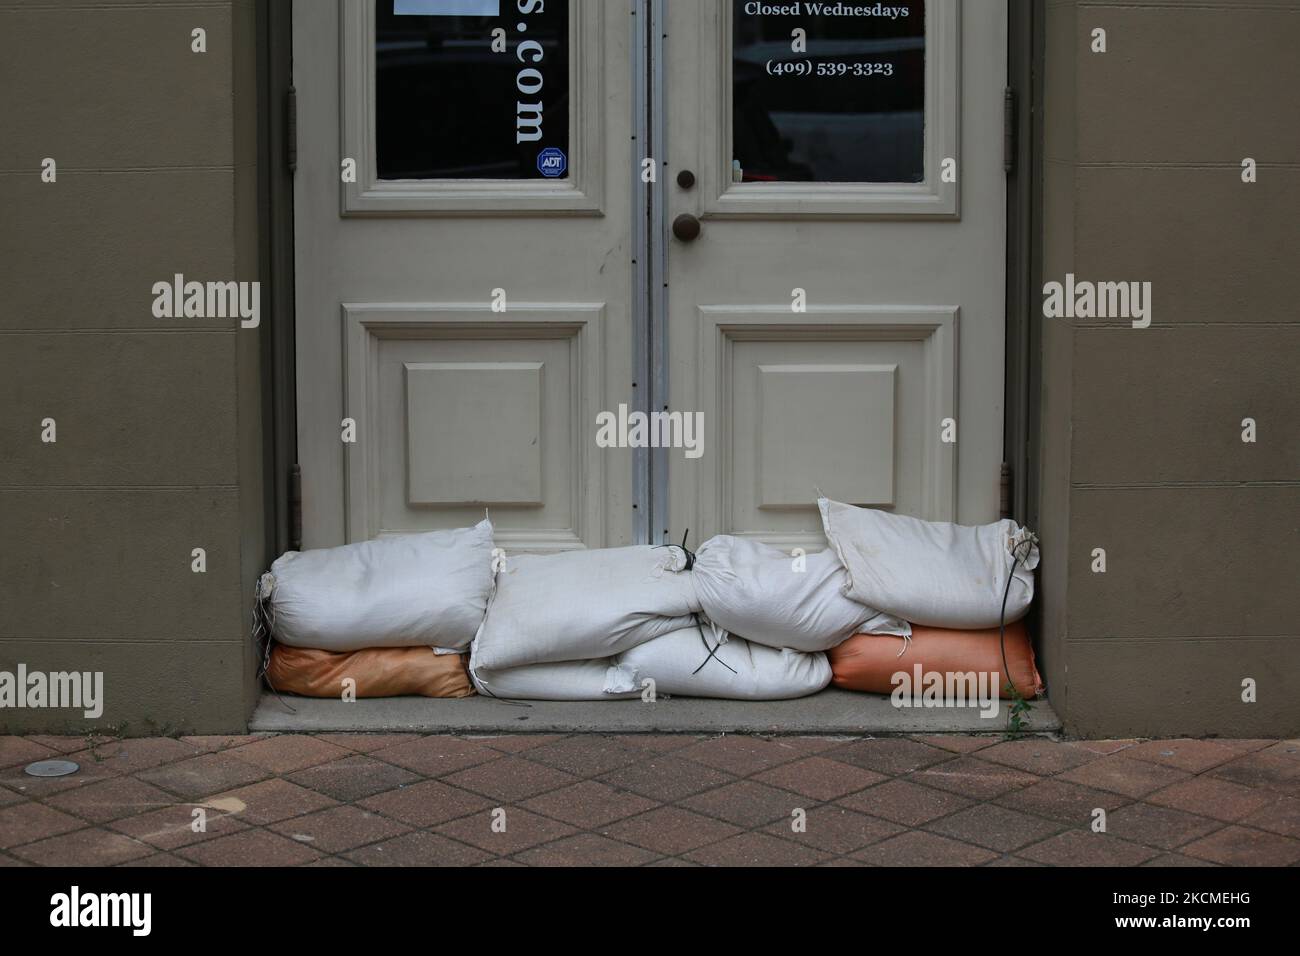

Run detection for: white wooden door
[[295, 1, 1007, 553], [293, 0, 634, 551], [663, 0, 1006, 547]]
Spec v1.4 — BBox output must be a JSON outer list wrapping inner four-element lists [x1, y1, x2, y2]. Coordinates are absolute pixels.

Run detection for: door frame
[[1006, 0, 1043, 529], [257, 0, 1044, 552], [257, 0, 298, 553]]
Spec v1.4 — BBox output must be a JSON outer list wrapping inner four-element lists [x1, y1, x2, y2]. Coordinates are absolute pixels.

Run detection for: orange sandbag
[[265, 644, 475, 699], [828, 622, 1043, 700]]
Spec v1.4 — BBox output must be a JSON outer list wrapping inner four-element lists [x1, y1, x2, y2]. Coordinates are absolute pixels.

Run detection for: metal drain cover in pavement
[[24, 759, 80, 778]]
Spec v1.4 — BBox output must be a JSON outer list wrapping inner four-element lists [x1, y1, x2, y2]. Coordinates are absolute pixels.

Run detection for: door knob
[[672, 213, 701, 242], [676, 169, 696, 189]]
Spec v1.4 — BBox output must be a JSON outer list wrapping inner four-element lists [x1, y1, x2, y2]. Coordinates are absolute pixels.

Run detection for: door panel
[[342, 303, 608, 550], [701, 306, 956, 549], [294, 0, 633, 550], [664, 0, 1006, 544]]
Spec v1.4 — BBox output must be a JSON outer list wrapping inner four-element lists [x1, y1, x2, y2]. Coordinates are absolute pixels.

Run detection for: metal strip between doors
[[633, 0, 669, 545]]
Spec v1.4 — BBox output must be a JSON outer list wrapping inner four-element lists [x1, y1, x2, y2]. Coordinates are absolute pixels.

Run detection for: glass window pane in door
[[376, 0, 570, 180], [732, 1, 925, 183]]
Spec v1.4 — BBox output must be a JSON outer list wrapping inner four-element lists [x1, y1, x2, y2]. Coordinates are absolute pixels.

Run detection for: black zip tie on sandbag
[[655, 531, 733, 677], [999, 532, 1039, 701], [691, 612, 738, 677], [653, 528, 696, 572]]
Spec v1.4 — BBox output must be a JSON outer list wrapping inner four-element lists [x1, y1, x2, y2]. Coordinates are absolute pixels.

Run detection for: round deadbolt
[[676, 169, 696, 189], [672, 213, 702, 242]]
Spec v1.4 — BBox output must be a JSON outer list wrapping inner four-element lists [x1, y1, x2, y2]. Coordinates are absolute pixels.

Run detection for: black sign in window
[[733, 1, 925, 183], [375, 0, 570, 181]]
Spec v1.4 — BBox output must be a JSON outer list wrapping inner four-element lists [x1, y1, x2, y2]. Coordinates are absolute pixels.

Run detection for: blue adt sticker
[[537, 147, 567, 178]]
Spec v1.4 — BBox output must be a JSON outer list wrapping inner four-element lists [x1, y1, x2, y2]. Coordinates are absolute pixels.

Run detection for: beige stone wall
[[1037, 0, 1300, 736], [0, 0, 265, 733]]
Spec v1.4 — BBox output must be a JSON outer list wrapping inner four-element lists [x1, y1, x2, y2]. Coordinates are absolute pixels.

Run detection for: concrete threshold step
[[250, 688, 1062, 736]]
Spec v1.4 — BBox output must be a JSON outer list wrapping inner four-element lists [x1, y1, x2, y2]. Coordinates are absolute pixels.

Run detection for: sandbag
[[828, 622, 1043, 700], [471, 657, 632, 701], [620, 627, 832, 700], [262, 519, 495, 652], [691, 535, 909, 652], [469, 546, 702, 671], [472, 625, 831, 701], [818, 497, 1038, 630], [266, 644, 475, 699]]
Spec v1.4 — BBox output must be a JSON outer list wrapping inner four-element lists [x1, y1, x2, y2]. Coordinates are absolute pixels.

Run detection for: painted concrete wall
[[0, 0, 265, 734], [1037, 0, 1300, 737]]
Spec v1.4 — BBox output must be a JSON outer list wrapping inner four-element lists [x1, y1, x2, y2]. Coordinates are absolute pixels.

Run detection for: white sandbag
[[621, 626, 832, 700], [469, 546, 702, 671], [472, 625, 831, 701], [818, 497, 1039, 630], [690, 535, 909, 653], [262, 519, 495, 652], [471, 657, 634, 701]]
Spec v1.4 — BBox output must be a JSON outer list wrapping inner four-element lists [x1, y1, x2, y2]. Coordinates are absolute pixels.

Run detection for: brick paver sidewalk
[[0, 733, 1297, 866]]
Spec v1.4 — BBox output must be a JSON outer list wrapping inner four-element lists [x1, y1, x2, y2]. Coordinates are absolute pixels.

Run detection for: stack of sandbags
[[468, 536, 905, 702], [257, 520, 496, 699], [255, 498, 1042, 706], [817, 497, 1042, 702]]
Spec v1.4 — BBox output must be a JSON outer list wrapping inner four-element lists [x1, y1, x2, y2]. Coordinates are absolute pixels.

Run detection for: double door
[[294, 0, 1006, 551]]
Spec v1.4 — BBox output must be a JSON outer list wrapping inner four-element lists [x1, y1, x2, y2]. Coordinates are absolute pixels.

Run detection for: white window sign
[[395, 0, 501, 15]]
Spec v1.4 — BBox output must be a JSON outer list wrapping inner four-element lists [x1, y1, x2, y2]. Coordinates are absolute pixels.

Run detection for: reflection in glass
[[732, 1, 925, 183], [376, 0, 570, 180]]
